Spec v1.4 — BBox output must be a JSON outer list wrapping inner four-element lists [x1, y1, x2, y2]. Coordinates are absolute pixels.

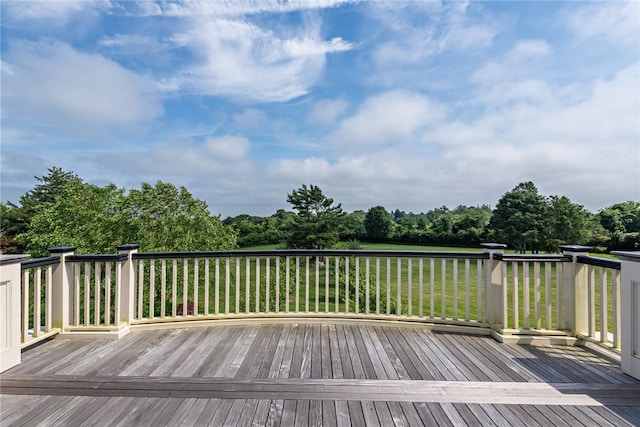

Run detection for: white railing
[[129, 250, 488, 329], [19, 256, 59, 347], [67, 254, 125, 329], [575, 255, 622, 349], [493, 254, 570, 333], [11, 244, 628, 355]]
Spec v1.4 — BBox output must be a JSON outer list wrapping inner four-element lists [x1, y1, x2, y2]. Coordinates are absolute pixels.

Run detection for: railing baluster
[[315, 256, 319, 313], [523, 262, 530, 329], [285, 256, 291, 313], [22, 270, 29, 342], [355, 257, 360, 314], [396, 258, 402, 316], [335, 257, 339, 313], [588, 265, 595, 338], [501, 260, 508, 329], [441, 259, 446, 319], [365, 258, 370, 315], [344, 257, 350, 314], [325, 257, 330, 313], [172, 259, 178, 317], [225, 258, 230, 315], [613, 269, 621, 349], [115, 260, 121, 325], [161, 260, 167, 318], [305, 256, 310, 313], [534, 262, 541, 330], [95, 263, 101, 326], [184, 259, 190, 316], [266, 258, 270, 313], [419, 259, 424, 318], [275, 257, 281, 313], [256, 257, 261, 313], [246, 257, 251, 314], [512, 262, 519, 330], [193, 258, 199, 316], [386, 258, 391, 316], [215, 258, 220, 315], [464, 259, 470, 321], [235, 258, 240, 314], [476, 259, 482, 321], [34, 268, 41, 337], [296, 256, 300, 313], [45, 265, 52, 332], [430, 259, 435, 319], [452, 259, 458, 320], [407, 258, 412, 317], [545, 262, 552, 329], [84, 262, 90, 325], [556, 262, 562, 330], [74, 264, 80, 326], [375, 258, 380, 315], [600, 267, 607, 344], [137, 260, 144, 319], [149, 261, 155, 319], [105, 262, 112, 326]]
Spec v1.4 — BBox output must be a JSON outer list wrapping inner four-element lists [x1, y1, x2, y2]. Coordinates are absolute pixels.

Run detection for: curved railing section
[[131, 250, 489, 329], [12, 244, 627, 353]]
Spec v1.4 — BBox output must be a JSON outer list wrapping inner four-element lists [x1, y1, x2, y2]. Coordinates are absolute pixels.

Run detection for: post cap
[[480, 243, 507, 250], [116, 244, 140, 251], [559, 245, 592, 253], [48, 246, 77, 254], [611, 251, 640, 262]]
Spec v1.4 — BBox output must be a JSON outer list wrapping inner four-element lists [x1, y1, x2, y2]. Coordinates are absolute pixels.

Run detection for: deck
[[2, 322, 640, 426]]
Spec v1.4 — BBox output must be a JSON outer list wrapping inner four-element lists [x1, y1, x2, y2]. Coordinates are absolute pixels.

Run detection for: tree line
[[1, 168, 638, 256], [225, 182, 639, 253]]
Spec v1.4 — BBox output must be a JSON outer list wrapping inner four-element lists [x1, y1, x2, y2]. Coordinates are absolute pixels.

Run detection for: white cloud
[[330, 90, 446, 147], [97, 34, 156, 48], [140, 0, 348, 18], [203, 136, 250, 161], [564, 1, 639, 47], [3, 0, 110, 23], [169, 17, 352, 102], [2, 40, 162, 136], [370, 1, 497, 66], [268, 62, 639, 213], [473, 39, 552, 85], [308, 99, 348, 126], [507, 40, 551, 61]]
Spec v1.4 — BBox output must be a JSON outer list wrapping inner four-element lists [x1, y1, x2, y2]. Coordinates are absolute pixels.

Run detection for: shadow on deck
[[2, 323, 639, 426]]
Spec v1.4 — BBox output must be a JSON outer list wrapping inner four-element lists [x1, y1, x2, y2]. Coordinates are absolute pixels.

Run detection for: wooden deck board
[[2, 323, 639, 426]]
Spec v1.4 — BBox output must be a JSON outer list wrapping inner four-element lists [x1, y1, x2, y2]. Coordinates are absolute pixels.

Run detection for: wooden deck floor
[[2, 323, 639, 426]]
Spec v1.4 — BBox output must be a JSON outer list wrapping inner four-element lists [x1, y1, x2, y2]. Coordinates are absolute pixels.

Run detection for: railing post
[[611, 251, 640, 381], [117, 244, 139, 326], [0, 254, 30, 372], [49, 246, 77, 332], [481, 243, 507, 331], [559, 245, 591, 336]]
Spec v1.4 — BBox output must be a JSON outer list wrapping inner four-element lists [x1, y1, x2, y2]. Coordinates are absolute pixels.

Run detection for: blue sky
[[1, 1, 638, 217]]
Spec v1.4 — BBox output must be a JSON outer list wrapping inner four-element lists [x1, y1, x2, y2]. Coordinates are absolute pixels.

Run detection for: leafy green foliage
[[123, 181, 236, 252], [285, 184, 345, 249], [364, 206, 394, 242], [489, 182, 548, 253], [6, 168, 237, 256], [544, 195, 589, 251]]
